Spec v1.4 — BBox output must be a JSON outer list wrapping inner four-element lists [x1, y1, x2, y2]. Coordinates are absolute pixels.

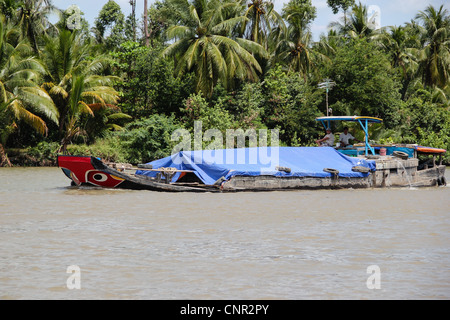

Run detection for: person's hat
[[326, 127, 332, 131]]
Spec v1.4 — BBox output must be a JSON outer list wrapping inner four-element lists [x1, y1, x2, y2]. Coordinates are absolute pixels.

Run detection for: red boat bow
[[57, 155, 125, 188]]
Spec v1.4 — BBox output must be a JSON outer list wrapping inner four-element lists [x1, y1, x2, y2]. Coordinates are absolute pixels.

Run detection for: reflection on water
[[0, 167, 449, 299]]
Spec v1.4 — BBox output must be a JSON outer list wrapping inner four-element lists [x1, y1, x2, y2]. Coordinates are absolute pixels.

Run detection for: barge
[[57, 116, 446, 192]]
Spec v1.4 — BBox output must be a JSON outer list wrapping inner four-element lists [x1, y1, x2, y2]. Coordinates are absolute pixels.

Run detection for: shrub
[[66, 135, 128, 163], [117, 114, 184, 164]]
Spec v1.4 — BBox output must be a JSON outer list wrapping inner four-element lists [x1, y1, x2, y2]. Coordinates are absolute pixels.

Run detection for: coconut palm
[[0, 17, 58, 166], [376, 26, 418, 75], [381, 26, 418, 70], [327, 0, 355, 27], [0, 0, 22, 22], [40, 27, 120, 152], [16, 0, 60, 53], [330, 2, 378, 39], [414, 5, 450, 89], [375, 25, 420, 99], [240, 0, 284, 48], [163, 0, 267, 97], [314, 29, 341, 61], [272, 0, 324, 80], [273, 27, 315, 79], [431, 86, 450, 108]]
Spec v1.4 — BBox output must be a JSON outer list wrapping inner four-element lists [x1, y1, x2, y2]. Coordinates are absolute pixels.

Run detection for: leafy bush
[[17, 141, 61, 166], [66, 135, 128, 163], [262, 65, 323, 145], [328, 39, 402, 119], [117, 114, 185, 164], [416, 122, 450, 164]]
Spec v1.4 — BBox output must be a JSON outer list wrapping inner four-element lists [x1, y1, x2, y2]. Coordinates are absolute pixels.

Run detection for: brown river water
[[0, 167, 449, 300]]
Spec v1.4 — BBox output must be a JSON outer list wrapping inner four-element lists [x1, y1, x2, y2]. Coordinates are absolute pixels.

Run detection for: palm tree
[[273, 27, 315, 79], [382, 26, 418, 70], [414, 5, 450, 89], [431, 86, 450, 108], [330, 2, 378, 39], [16, 0, 60, 53], [0, 0, 22, 22], [376, 25, 419, 99], [241, 0, 284, 49], [272, 0, 324, 80], [163, 0, 267, 97], [41, 27, 120, 152], [314, 29, 341, 60], [0, 17, 58, 166], [327, 0, 355, 28]]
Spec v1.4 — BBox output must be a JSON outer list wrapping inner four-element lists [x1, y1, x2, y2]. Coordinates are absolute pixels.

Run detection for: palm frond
[[18, 86, 59, 124], [48, 84, 68, 99], [88, 103, 120, 112], [8, 99, 47, 135], [107, 112, 132, 120], [211, 16, 248, 34], [77, 101, 94, 117], [166, 25, 193, 40]]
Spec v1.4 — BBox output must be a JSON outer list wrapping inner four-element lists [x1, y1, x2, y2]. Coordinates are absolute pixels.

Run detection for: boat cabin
[[315, 115, 446, 169], [316, 116, 383, 156]]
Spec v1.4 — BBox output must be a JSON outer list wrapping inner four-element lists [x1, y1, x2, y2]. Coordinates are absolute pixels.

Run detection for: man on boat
[[339, 127, 362, 147], [315, 128, 335, 147]]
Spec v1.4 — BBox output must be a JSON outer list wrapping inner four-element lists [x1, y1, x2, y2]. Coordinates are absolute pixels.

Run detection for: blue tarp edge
[[136, 147, 376, 185]]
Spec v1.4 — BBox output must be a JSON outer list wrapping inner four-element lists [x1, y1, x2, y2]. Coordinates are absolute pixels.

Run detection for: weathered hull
[[58, 155, 446, 192], [222, 165, 446, 191], [221, 175, 372, 191], [372, 158, 446, 188]]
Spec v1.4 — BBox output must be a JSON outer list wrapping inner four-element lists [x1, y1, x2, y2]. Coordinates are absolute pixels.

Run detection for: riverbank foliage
[[0, 0, 449, 166]]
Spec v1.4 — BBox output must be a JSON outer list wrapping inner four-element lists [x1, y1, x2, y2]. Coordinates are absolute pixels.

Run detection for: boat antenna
[[318, 79, 336, 117]]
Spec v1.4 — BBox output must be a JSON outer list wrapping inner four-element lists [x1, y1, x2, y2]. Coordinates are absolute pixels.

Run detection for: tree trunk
[[131, 0, 136, 41], [0, 143, 12, 167], [144, 0, 149, 47]]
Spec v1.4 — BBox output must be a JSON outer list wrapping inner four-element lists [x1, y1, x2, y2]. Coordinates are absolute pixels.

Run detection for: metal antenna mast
[[318, 79, 336, 117]]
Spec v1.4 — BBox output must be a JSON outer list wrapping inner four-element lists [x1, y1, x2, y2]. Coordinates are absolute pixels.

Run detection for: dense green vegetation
[[0, 0, 449, 166]]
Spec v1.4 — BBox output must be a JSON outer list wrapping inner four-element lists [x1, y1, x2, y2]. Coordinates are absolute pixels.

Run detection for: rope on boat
[[323, 168, 339, 175], [158, 167, 178, 174], [351, 166, 370, 173], [393, 151, 409, 160], [276, 166, 292, 173]]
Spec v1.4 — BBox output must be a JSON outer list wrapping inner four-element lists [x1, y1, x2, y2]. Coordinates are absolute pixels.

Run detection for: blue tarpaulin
[[136, 147, 376, 185]]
